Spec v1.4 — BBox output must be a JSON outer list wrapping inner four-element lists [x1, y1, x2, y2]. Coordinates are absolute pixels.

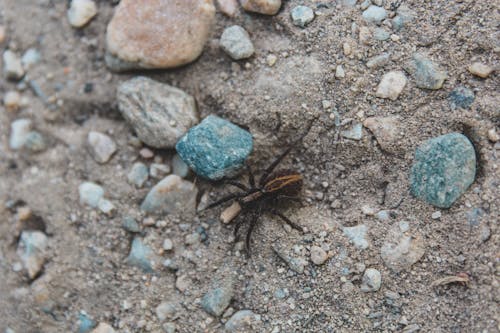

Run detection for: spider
[[203, 133, 309, 255]]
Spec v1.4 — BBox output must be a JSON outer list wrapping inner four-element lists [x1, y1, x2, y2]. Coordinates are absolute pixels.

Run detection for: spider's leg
[[233, 216, 246, 241], [203, 193, 243, 211], [276, 195, 302, 204], [245, 210, 261, 257], [268, 209, 303, 232], [246, 164, 256, 188], [224, 180, 249, 192]]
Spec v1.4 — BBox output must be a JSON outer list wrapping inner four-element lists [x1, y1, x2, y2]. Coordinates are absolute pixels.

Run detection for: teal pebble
[[410, 133, 476, 208], [175, 115, 253, 180], [78, 312, 96, 333], [126, 237, 154, 272]]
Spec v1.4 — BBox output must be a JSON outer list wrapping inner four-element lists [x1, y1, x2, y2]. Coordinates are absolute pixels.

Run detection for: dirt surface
[[0, 0, 499, 332]]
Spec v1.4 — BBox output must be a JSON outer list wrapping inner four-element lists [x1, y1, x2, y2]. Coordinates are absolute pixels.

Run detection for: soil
[[0, 0, 498, 332]]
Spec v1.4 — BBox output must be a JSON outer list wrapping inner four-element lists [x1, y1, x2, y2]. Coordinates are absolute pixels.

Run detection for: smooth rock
[[310, 246, 328, 265], [9, 118, 32, 150], [487, 129, 499, 142], [3, 50, 25, 80], [363, 116, 400, 152], [4, 90, 21, 110], [162, 238, 173, 251], [410, 133, 476, 208], [79, 182, 104, 208], [362, 5, 387, 25], [78, 312, 96, 333], [126, 237, 154, 272], [376, 210, 390, 221], [150, 163, 171, 179], [68, 0, 97, 28], [290, 6, 315, 28], [341, 123, 363, 140], [172, 154, 190, 178], [140, 175, 198, 214], [122, 216, 140, 233], [156, 302, 178, 322], [91, 323, 115, 333], [335, 65, 345, 79], [17, 231, 48, 279], [361, 268, 381, 292], [127, 162, 148, 188], [21, 48, 41, 70], [408, 53, 447, 90], [24, 131, 47, 153], [375, 71, 407, 100], [343, 224, 369, 249], [106, 0, 215, 70], [97, 199, 115, 215], [117, 77, 198, 148], [449, 86, 474, 109], [225, 310, 262, 332], [468, 62, 493, 78], [366, 53, 390, 69], [202, 280, 234, 316], [87, 131, 117, 163], [240, 0, 281, 15], [381, 226, 425, 272], [175, 115, 253, 180], [163, 322, 176, 333], [220, 25, 254, 60], [217, 0, 238, 16]]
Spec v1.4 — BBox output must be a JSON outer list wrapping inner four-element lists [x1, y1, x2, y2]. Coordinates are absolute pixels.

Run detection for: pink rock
[[240, 0, 281, 15], [217, 0, 238, 16], [106, 0, 215, 70]]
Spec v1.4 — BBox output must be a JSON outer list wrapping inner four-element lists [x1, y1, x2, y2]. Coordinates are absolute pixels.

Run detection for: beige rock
[[91, 323, 115, 333], [240, 0, 281, 15], [487, 128, 499, 142], [310, 246, 328, 265], [221, 201, 242, 224], [363, 116, 401, 152], [4, 91, 21, 111], [468, 62, 494, 78], [375, 71, 407, 100], [67, 0, 97, 28], [217, 0, 238, 16], [106, 0, 215, 70], [359, 26, 372, 45]]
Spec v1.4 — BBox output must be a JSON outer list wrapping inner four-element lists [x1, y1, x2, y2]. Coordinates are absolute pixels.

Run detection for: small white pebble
[[266, 54, 277, 66], [163, 239, 174, 251], [431, 211, 442, 220]]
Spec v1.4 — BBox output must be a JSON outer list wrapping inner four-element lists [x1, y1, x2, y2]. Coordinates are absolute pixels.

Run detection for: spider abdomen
[[263, 169, 303, 196]]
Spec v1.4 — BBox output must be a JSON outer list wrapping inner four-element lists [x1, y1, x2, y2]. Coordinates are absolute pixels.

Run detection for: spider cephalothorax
[[204, 142, 306, 255]]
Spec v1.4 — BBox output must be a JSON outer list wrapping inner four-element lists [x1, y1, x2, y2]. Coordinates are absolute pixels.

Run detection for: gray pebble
[[87, 131, 117, 164], [150, 163, 171, 179], [366, 52, 390, 69], [127, 162, 149, 188], [408, 53, 447, 90], [381, 225, 425, 272], [343, 224, 369, 249], [449, 86, 474, 110], [9, 118, 32, 150], [140, 175, 198, 214], [373, 27, 390, 41], [126, 237, 155, 272], [172, 154, 190, 178], [341, 123, 363, 140], [155, 301, 178, 322], [272, 245, 307, 273], [3, 50, 25, 80], [79, 182, 104, 208], [162, 238, 173, 251], [97, 199, 115, 215], [21, 48, 41, 70], [362, 5, 387, 25], [376, 210, 390, 221], [360, 268, 382, 292], [122, 216, 141, 233], [220, 25, 255, 60], [162, 322, 176, 333], [17, 230, 48, 279], [225, 310, 261, 332], [24, 131, 47, 152], [202, 279, 234, 316], [290, 6, 315, 28]]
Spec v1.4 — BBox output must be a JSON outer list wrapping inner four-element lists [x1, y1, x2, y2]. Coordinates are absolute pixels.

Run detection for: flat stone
[[155, 301, 178, 322], [290, 6, 315, 28], [67, 0, 97, 28], [341, 123, 363, 140], [449, 86, 474, 110], [408, 53, 447, 90], [117, 77, 198, 148], [220, 25, 255, 60], [310, 246, 328, 265], [225, 310, 262, 332], [201, 279, 234, 316], [3, 50, 25, 80], [272, 245, 307, 274], [91, 323, 115, 333], [410, 133, 476, 208], [373, 27, 390, 41], [87, 131, 117, 163], [9, 118, 32, 150], [140, 175, 198, 214], [362, 5, 387, 25], [381, 225, 425, 272], [343, 224, 369, 250], [106, 0, 215, 70], [360, 268, 381, 292], [17, 231, 48, 279], [175, 115, 253, 180], [366, 53, 390, 69], [126, 237, 154, 272], [127, 162, 149, 188], [240, 0, 281, 15], [468, 62, 493, 78], [79, 182, 104, 208], [162, 238, 173, 251], [375, 71, 407, 100], [363, 116, 400, 153]]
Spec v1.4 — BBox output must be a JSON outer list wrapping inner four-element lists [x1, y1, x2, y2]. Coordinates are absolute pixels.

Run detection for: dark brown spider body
[[263, 169, 303, 196]]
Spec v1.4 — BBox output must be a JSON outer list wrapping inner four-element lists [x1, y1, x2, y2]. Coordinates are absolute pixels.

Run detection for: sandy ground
[[0, 0, 499, 332]]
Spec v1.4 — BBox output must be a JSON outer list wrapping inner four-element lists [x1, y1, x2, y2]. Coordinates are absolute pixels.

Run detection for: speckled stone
[[360, 268, 381, 292], [343, 224, 369, 249], [290, 6, 315, 28], [225, 310, 262, 332], [410, 133, 476, 208], [220, 25, 255, 60], [17, 230, 48, 279], [175, 115, 253, 180], [408, 53, 447, 90], [201, 279, 234, 316], [126, 237, 154, 272], [449, 86, 474, 110]]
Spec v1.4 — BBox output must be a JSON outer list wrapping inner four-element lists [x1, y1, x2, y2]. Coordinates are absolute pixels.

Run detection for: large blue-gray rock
[[410, 133, 476, 208], [175, 115, 253, 180]]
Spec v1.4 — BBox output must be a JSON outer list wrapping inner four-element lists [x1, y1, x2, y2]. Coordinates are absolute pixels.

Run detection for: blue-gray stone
[[449, 86, 474, 110], [274, 288, 288, 299], [410, 53, 447, 90], [126, 237, 154, 272], [362, 5, 387, 25], [78, 182, 104, 208], [410, 133, 476, 208], [24, 131, 47, 152], [341, 123, 363, 140], [78, 312, 96, 333], [225, 310, 261, 332], [466, 207, 484, 226], [127, 162, 148, 188], [201, 280, 233, 316], [373, 28, 391, 41], [122, 216, 140, 233], [343, 224, 370, 249], [172, 154, 190, 178], [175, 115, 253, 180], [392, 5, 415, 31], [290, 6, 315, 28], [140, 175, 197, 214]]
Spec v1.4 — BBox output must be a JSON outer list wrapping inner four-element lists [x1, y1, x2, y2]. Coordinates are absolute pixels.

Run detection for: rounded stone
[[410, 133, 476, 208], [240, 0, 281, 15], [220, 25, 255, 60], [140, 175, 198, 214], [106, 0, 215, 70], [409, 53, 447, 90], [362, 5, 387, 25], [225, 310, 262, 332], [449, 86, 474, 110], [201, 281, 233, 316], [117, 77, 198, 148], [310, 245, 328, 265], [375, 71, 407, 100], [67, 0, 97, 28], [360, 268, 381, 292], [290, 6, 315, 28], [78, 182, 104, 208], [87, 131, 117, 163]]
